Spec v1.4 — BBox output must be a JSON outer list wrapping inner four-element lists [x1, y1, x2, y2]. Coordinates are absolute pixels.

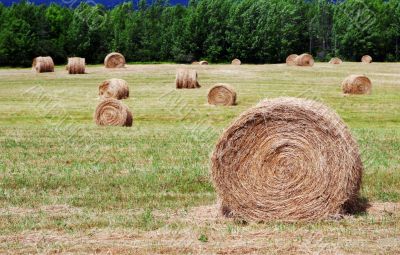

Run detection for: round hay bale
[[32, 56, 54, 73], [294, 53, 314, 67], [199, 61, 209, 65], [329, 57, 343, 65], [285, 54, 298, 66], [211, 97, 363, 221], [361, 55, 372, 64], [175, 69, 200, 89], [192, 61, 200, 65], [208, 84, 237, 106], [94, 98, 133, 127], [99, 78, 129, 100], [104, 52, 126, 68], [231, 59, 241, 65], [342, 75, 372, 95], [67, 57, 85, 74]]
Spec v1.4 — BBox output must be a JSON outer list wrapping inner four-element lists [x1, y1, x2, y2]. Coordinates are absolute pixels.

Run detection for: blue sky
[[0, 0, 189, 8]]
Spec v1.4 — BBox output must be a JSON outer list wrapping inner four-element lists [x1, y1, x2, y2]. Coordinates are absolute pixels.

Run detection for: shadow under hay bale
[[208, 84, 236, 106], [294, 53, 314, 67], [286, 54, 298, 66], [342, 75, 372, 95], [104, 52, 126, 68], [211, 97, 363, 222], [94, 98, 132, 127], [361, 55, 372, 64], [176, 69, 200, 89], [67, 57, 85, 74], [99, 78, 129, 100], [329, 57, 343, 65], [32, 56, 54, 73], [231, 59, 241, 65]]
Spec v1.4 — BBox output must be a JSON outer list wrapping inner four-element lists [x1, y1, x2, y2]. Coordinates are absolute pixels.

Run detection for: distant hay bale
[[361, 55, 372, 64], [286, 54, 298, 66], [342, 75, 372, 95], [94, 98, 133, 127], [175, 69, 200, 89], [192, 61, 200, 65], [294, 53, 314, 67], [208, 84, 236, 106], [211, 97, 363, 221], [99, 78, 129, 100], [104, 52, 126, 68], [329, 57, 343, 65], [32, 56, 54, 73], [199, 61, 209, 65], [231, 59, 241, 65], [67, 57, 85, 74]]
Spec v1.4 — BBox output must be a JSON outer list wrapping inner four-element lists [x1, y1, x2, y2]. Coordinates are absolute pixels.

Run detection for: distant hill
[[0, 0, 189, 8]]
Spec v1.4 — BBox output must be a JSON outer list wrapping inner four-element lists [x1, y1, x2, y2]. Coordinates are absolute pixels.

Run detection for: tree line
[[0, 0, 399, 66]]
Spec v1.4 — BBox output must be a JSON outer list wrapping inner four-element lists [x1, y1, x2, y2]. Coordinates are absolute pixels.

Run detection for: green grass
[[0, 63, 399, 253]]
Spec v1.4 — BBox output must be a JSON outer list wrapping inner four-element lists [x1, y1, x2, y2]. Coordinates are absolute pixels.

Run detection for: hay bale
[[94, 98, 133, 127], [231, 59, 241, 65], [286, 54, 298, 66], [211, 97, 363, 221], [32, 56, 54, 73], [175, 69, 200, 89], [199, 61, 209, 65], [342, 75, 372, 95], [104, 52, 126, 68], [361, 55, 372, 64], [329, 57, 343, 65], [294, 53, 314, 67], [192, 61, 200, 65], [208, 84, 236, 106], [67, 57, 85, 74], [99, 78, 129, 100]]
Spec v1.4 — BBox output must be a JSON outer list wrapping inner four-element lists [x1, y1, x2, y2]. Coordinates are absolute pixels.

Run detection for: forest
[[0, 0, 399, 66]]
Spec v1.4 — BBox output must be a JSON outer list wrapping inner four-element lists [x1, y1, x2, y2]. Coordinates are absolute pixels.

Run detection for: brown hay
[[231, 59, 241, 65], [294, 53, 314, 67], [94, 98, 133, 127], [329, 57, 343, 65], [67, 57, 85, 74], [99, 78, 130, 100], [199, 61, 209, 65], [211, 97, 363, 221], [32, 56, 54, 73], [192, 61, 200, 65], [285, 54, 298, 66], [175, 69, 200, 89], [361, 55, 372, 64], [104, 52, 126, 68], [342, 75, 372, 95], [208, 84, 237, 106]]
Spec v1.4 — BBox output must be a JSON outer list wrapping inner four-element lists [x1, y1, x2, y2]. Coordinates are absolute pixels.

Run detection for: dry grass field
[[0, 63, 399, 254]]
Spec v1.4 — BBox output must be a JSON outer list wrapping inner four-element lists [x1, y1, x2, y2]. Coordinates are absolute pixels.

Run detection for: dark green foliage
[[0, 0, 399, 66]]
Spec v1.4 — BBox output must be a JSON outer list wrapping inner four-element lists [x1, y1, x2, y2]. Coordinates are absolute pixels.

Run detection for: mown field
[[0, 63, 399, 254]]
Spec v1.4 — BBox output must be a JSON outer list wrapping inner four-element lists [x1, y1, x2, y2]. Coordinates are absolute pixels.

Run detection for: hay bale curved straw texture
[[231, 59, 241, 65], [94, 99, 133, 127], [67, 57, 85, 74], [99, 78, 130, 100], [104, 52, 126, 68], [208, 84, 237, 106], [286, 54, 298, 66], [211, 97, 363, 221], [361, 55, 372, 64], [294, 53, 314, 67], [176, 69, 200, 89], [32, 56, 54, 73], [329, 57, 343, 65], [199, 61, 209, 65], [342, 75, 372, 95]]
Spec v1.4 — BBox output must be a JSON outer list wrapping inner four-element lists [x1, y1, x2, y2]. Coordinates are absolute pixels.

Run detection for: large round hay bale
[[99, 78, 129, 100], [32, 56, 54, 73], [104, 52, 126, 68], [208, 84, 236, 106], [329, 57, 343, 65], [294, 53, 314, 67], [286, 54, 298, 66], [175, 69, 200, 89], [342, 75, 372, 95], [67, 57, 85, 74], [231, 59, 241, 65], [361, 55, 372, 64], [211, 97, 363, 221], [199, 61, 209, 65], [94, 98, 133, 127]]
